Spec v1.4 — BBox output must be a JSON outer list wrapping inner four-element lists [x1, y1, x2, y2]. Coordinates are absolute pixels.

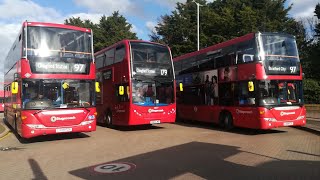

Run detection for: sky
[[0, 0, 319, 86]]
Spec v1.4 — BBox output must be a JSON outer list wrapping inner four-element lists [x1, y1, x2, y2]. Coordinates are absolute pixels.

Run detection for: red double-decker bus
[[174, 32, 306, 130], [0, 90, 4, 112], [4, 21, 97, 138], [95, 40, 176, 126]]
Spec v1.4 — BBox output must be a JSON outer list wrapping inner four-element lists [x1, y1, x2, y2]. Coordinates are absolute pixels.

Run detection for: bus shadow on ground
[[18, 133, 91, 144], [175, 120, 287, 136], [3, 118, 90, 144], [69, 141, 320, 180], [97, 123, 164, 132]]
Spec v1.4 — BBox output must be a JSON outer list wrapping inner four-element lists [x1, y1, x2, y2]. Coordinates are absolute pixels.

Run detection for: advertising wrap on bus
[[174, 32, 306, 130]]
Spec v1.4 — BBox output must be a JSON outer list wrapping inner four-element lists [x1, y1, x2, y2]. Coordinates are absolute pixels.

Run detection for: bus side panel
[[177, 105, 195, 121], [194, 106, 218, 122], [0, 89, 4, 112], [4, 60, 22, 135], [178, 105, 220, 123], [112, 102, 130, 126], [229, 107, 261, 129], [237, 63, 257, 81]]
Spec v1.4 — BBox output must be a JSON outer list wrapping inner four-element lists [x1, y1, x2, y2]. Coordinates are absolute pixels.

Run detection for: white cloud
[[0, 0, 61, 22], [130, 24, 145, 40], [145, 0, 185, 8], [288, 0, 318, 18], [146, 0, 215, 8], [146, 21, 156, 32], [74, 0, 139, 15], [0, 0, 63, 86]]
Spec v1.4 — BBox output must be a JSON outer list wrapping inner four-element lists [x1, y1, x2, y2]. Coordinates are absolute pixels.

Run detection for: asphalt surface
[[1, 116, 319, 139], [0, 121, 319, 180]]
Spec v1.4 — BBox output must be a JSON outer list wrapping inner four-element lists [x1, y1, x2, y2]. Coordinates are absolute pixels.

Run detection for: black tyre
[[223, 113, 233, 130], [104, 112, 113, 128]]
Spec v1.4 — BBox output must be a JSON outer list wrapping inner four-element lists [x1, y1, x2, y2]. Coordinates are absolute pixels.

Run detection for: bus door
[[235, 81, 259, 127], [114, 83, 130, 123]]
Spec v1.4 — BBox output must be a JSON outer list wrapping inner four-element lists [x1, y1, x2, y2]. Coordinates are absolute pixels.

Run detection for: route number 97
[[290, 66, 296, 73], [74, 64, 85, 72]]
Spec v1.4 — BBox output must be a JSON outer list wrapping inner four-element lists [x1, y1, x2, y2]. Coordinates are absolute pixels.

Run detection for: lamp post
[[193, 0, 203, 51]]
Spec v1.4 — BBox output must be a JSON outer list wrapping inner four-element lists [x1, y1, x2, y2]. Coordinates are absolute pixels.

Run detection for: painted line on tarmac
[[0, 132, 11, 141]]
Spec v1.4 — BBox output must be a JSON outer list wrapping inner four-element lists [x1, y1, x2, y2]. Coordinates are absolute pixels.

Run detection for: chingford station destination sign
[[35, 62, 87, 73]]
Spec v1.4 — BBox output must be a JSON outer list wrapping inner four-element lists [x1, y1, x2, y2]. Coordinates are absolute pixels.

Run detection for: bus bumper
[[260, 118, 306, 129], [21, 121, 96, 138]]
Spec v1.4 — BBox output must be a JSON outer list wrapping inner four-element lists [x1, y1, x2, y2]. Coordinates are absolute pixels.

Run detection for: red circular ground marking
[[93, 162, 136, 174]]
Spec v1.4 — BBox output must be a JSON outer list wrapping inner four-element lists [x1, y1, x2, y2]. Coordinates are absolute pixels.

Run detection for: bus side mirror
[[127, 86, 130, 95], [179, 83, 183, 92], [119, 86, 124, 95], [62, 82, 69, 89], [248, 81, 254, 92], [11, 82, 19, 94], [95, 82, 101, 93]]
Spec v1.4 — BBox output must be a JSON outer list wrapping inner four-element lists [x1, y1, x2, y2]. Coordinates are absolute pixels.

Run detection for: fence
[[305, 104, 320, 119]]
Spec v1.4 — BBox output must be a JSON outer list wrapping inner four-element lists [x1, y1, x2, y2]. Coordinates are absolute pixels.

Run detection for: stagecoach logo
[[50, 116, 76, 122], [236, 109, 253, 114], [280, 111, 295, 116], [194, 106, 198, 112], [148, 109, 164, 113]]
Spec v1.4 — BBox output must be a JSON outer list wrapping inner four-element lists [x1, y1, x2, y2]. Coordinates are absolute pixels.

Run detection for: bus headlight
[[263, 118, 277, 122], [297, 115, 305, 120], [80, 120, 94, 125], [88, 115, 95, 120], [26, 124, 46, 129]]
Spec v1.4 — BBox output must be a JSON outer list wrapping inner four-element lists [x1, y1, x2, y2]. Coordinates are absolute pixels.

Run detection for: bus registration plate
[[150, 120, 161, 124], [283, 122, 293, 126], [56, 128, 72, 133]]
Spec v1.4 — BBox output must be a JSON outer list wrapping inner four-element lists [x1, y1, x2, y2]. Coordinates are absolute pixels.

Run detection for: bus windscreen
[[261, 34, 300, 75]]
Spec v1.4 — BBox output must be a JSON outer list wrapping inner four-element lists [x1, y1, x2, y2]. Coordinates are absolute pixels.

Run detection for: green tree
[[301, 3, 320, 80], [151, 0, 306, 57], [303, 79, 320, 104], [97, 12, 138, 50], [315, 3, 320, 37], [65, 11, 138, 52]]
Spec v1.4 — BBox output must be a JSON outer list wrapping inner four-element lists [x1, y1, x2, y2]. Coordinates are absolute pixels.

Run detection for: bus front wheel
[[105, 112, 113, 128], [223, 113, 233, 130]]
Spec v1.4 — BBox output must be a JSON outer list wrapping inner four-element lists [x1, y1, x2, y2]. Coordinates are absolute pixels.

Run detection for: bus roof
[[173, 32, 297, 62], [23, 21, 91, 33], [173, 32, 255, 62], [94, 39, 169, 56]]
